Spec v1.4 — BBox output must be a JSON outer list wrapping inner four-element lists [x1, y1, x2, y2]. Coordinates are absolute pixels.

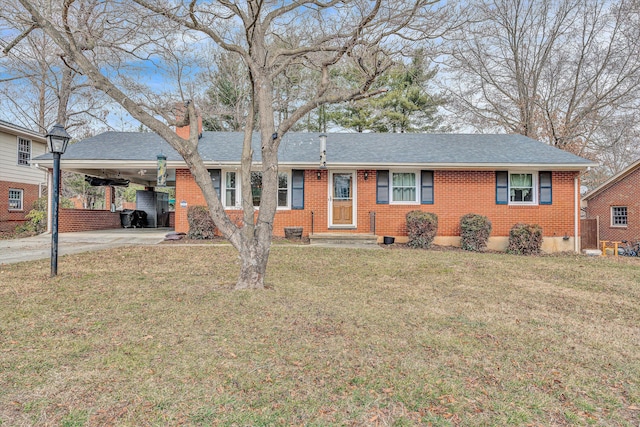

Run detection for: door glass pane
[[333, 174, 352, 200]]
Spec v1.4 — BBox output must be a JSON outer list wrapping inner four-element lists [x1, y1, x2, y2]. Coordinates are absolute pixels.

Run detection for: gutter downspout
[[574, 176, 579, 253], [47, 169, 53, 234]]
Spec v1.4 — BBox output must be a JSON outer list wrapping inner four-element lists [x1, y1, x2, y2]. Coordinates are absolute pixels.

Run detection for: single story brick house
[[582, 159, 640, 244], [35, 130, 595, 252]]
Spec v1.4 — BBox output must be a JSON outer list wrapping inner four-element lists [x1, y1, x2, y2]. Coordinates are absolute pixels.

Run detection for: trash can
[[120, 209, 135, 228]]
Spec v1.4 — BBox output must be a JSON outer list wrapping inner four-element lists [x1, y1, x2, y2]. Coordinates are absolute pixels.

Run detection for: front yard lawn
[[1, 246, 638, 426]]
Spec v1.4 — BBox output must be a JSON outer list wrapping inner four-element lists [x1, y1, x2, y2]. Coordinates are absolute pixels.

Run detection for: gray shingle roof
[[34, 131, 594, 168]]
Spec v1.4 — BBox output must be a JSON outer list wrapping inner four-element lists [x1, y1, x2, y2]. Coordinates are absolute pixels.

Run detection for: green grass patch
[[0, 246, 639, 425]]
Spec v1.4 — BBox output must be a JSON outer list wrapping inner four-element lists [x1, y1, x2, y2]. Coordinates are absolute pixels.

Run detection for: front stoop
[[309, 233, 379, 246]]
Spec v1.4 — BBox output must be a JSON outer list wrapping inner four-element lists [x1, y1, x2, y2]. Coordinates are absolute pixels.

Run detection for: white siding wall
[[0, 131, 47, 185]]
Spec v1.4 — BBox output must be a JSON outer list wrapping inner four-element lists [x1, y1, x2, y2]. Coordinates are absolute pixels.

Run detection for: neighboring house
[[0, 120, 47, 232], [582, 159, 640, 244], [34, 128, 595, 252]]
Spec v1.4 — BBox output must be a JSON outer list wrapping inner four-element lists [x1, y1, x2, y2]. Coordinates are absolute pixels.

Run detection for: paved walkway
[[0, 228, 170, 265]]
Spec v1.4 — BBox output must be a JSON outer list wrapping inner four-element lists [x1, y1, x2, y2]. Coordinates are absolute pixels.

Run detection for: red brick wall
[[584, 166, 640, 242], [58, 209, 122, 233], [174, 169, 580, 239], [0, 180, 40, 232]]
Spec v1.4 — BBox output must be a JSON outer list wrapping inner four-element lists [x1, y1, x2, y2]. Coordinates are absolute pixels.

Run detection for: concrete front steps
[[309, 233, 379, 246]]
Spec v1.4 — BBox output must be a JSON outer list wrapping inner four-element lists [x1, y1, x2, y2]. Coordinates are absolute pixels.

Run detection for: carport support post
[[51, 152, 61, 277]]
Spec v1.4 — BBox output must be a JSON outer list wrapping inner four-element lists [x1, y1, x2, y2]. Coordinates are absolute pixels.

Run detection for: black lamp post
[[46, 124, 71, 277]]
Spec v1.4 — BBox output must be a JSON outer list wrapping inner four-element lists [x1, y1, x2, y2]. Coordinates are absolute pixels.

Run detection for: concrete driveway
[[0, 228, 170, 265]]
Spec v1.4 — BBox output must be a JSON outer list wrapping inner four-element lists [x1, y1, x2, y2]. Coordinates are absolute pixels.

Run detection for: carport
[[33, 132, 178, 233]]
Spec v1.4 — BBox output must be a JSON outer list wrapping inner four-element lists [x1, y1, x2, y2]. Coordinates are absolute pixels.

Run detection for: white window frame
[[611, 206, 628, 227], [276, 172, 291, 210], [220, 169, 291, 210], [389, 170, 419, 205], [17, 137, 31, 166], [509, 171, 537, 205], [9, 188, 23, 211], [223, 171, 240, 209]]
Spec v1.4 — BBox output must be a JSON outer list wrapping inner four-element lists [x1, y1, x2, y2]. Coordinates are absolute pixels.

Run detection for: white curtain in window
[[393, 173, 416, 187], [392, 173, 416, 201], [510, 174, 532, 187], [510, 173, 533, 201]]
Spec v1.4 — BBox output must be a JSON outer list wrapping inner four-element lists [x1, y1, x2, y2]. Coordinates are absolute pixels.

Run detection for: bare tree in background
[[581, 109, 640, 186], [6, 0, 459, 289], [0, 11, 108, 134], [446, 0, 640, 159]]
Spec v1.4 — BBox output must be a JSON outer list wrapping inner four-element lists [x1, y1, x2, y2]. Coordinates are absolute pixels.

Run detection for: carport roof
[[34, 131, 595, 170]]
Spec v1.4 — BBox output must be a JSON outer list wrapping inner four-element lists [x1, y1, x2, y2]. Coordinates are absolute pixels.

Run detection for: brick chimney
[[175, 102, 203, 139]]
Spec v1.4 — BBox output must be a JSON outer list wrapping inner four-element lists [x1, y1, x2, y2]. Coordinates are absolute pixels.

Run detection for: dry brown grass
[[1, 246, 639, 426]]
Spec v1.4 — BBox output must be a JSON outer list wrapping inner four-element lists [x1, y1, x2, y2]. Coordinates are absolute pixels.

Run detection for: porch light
[[45, 123, 71, 277], [364, 171, 369, 181]]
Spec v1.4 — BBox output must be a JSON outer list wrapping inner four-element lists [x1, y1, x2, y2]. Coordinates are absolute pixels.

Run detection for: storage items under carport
[[120, 209, 147, 228], [136, 190, 169, 228]]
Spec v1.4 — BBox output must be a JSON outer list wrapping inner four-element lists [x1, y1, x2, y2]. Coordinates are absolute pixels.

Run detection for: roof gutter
[[36, 159, 597, 172], [0, 123, 46, 142], [582, 158, 640, 201]]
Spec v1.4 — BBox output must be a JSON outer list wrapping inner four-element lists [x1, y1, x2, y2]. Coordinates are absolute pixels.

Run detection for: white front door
[[329, 171, 356, 227]]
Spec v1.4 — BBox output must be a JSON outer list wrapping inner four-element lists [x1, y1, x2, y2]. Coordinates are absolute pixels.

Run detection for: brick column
[[104, 186, 115, 211]]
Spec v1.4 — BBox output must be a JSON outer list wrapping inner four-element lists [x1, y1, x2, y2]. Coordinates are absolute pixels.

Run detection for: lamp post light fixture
[[46, 123, 71, 277]]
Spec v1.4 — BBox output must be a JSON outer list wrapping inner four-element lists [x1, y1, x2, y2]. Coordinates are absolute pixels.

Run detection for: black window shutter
[[496, 171, 508, 204], [292, 170, 304, 209], [209, 169, 221, 198], [376, 170, 389, 204], [539, 171, 552, 205], [421, 170, 434, 204]]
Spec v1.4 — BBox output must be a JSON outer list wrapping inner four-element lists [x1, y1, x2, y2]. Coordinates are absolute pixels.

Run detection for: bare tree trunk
[[56, 66, 73, 125], [236, 237, 269, 289]]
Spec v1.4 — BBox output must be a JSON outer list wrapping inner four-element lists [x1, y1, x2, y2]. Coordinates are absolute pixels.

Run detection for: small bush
[[460, 213, 492, 252], [406, 210, 438, 249], [14, 197, 66, 235], [22, 209, 47, 234], [507, 223, 543, 255], [187, 205, 216, 239]]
